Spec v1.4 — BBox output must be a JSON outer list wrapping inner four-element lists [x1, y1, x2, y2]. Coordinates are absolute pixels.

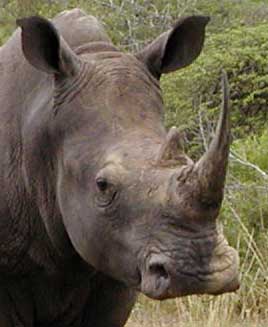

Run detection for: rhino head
[[18, 13, 239, 300]]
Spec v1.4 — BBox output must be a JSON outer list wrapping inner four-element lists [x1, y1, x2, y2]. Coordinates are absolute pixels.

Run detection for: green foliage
[[219, 129, 268, 317], [224, 130, 268, 240], [0, 0, 63, 43], [232, 131, 268, 182], [1, 0, 268, 48], [162, 23, 268, 154]]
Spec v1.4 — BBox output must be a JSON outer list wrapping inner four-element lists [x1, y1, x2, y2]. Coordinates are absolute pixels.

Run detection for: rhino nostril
[[141, 258, 171, 299], [149, 263, 169, 280]]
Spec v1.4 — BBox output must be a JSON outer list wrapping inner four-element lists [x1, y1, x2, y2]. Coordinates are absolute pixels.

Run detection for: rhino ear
[[17, 16, 80, 77], [136, 16, 210, 78]]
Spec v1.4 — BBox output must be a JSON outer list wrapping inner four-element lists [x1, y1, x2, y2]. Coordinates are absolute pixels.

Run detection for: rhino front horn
[[195, 71, 231, 203]]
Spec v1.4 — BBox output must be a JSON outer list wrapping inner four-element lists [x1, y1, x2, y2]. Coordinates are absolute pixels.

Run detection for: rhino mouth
[[137, 243, 239, 300]]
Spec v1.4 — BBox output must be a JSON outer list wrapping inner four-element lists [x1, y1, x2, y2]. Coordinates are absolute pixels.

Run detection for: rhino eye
[[96, 178, 108, 192], [95, 176, 118, 208]]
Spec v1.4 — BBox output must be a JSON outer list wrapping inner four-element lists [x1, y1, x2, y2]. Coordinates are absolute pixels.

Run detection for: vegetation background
[[0, 0, 267, 326]]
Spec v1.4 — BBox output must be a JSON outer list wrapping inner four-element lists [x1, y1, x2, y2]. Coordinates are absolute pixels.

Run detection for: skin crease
[[0, 8, 239, 327]]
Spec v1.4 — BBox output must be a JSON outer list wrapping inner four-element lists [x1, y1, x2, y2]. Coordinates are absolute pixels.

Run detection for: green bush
[[161, 23, 268, 158], [231, 130, 268, 182]]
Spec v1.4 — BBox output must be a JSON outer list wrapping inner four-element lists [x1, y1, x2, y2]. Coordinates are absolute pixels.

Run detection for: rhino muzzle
[[140, 240, 239, 300]]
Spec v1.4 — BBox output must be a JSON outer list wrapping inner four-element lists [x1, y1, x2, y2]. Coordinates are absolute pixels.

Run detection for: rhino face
[[18, 14, 239, 299], [56, 125, 239, 300]]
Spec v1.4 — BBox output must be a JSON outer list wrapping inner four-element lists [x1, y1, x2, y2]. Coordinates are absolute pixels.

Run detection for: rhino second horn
[[156, 127, 193, 166], [195, 71, 231, 201]]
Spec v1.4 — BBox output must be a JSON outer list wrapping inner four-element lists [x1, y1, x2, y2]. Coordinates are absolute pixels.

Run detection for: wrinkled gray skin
[[0, 8, 239, 327]]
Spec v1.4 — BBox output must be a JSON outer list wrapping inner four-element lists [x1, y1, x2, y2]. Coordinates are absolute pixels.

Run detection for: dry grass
[[127, 317, 268, 327], [126, 293, 268, 327]]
